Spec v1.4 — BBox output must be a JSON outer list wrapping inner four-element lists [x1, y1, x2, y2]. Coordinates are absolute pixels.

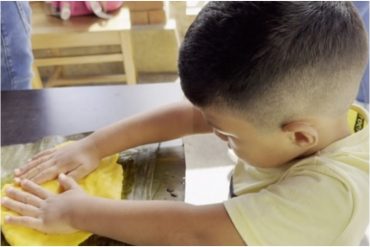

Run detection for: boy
[[2, 2, 368, 245]]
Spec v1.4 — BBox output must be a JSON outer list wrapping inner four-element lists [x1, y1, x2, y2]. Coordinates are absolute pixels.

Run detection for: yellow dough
[[1, 142, 124, 246]]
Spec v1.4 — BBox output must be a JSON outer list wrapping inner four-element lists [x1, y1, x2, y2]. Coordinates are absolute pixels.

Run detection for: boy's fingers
[[31, 161, 80, 184], [30, 166, 59, 185], [67, 166, 89, 182], [4, 215, 43, 230], [15, 148, 56, 176], [16, 155, 53, 179], [29, 148, 56, 162], [21, 157, 58, 181], [5, 187, 43, 208], [58, 173, 80, 191], [1, 197, 40, 217], [20, 180, 52, 199]]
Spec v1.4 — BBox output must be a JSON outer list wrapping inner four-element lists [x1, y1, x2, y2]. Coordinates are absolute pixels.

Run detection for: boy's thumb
[[58, 173, 79, 190]]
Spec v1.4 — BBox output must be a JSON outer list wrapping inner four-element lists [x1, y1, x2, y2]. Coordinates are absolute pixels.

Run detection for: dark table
[[1, 82, 186, 246], [1, 83, 183, 146]]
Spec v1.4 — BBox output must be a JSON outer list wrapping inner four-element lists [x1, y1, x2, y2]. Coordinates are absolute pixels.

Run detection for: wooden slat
[[47, 74, 127, 87], [34, 54, 123, 66], [32, 32, 121, 49]]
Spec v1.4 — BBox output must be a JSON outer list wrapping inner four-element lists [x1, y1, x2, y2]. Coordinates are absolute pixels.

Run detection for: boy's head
[[179, 1, 368, 167]]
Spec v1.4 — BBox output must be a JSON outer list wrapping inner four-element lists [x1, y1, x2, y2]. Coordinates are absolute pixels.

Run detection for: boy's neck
[[300, 113, 351, 158]]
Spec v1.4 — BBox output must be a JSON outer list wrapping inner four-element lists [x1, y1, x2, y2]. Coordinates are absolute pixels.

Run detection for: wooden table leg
[[120, 31, 137, 85], [31, 63, 43, 89]]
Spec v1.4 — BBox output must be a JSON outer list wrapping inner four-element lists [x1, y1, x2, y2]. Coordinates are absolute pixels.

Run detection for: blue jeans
[[1, 1, 33, 90], [354, 1, 369, 104]]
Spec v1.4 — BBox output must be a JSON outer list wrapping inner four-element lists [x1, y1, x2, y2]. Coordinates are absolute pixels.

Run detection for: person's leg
[[1, 1, 33, 90]]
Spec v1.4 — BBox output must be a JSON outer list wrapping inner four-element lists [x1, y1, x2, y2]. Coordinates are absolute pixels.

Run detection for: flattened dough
[[1, 142, 124, 246]]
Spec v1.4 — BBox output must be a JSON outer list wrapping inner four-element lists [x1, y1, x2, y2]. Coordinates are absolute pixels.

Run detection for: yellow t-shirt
[[224, 105, 369, 245]]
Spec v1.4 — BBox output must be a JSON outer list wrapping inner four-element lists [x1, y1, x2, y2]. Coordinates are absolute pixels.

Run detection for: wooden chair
[[31, 4, 137, 88]]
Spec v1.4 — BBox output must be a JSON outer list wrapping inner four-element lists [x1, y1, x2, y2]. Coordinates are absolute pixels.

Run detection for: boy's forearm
[[70, 197, 243, 245], [71, 197, 201, 245], [84, 101, 212, 159]]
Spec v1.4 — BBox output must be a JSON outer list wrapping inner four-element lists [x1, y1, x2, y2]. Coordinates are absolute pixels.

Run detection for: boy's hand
[[1, 174, 86, 234], [14, 139, 101, 184]]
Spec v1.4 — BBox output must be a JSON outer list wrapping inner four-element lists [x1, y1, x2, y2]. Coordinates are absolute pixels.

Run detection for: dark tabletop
[[1, 83, 183, 146]]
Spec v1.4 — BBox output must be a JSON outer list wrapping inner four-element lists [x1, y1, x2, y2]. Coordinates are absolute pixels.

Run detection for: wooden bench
[[31, 3, 137, 88]]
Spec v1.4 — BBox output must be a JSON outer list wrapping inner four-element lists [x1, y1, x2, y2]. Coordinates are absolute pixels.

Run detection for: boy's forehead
[[198, 104, 264, 133], [200, 106, 248, 130]]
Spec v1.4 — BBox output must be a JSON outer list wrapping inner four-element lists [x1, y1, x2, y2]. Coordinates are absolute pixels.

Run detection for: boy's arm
[[89, 100, 213, 159], [3, 174, 244, 245], [15, 101, 213, 183], [71, 197, 245, 245]]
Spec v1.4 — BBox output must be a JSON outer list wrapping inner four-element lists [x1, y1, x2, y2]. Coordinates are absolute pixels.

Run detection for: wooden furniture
[[31, 4, 137, 88], [124, 1, 166, 25], [1, 82, 182, 145]]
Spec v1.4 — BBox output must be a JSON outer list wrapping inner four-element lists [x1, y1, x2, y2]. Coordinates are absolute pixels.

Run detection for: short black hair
[[179, 1, 368, 128]]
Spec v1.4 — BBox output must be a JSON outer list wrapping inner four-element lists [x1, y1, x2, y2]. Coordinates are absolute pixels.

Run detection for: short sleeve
[[224, 169, 353, 245]]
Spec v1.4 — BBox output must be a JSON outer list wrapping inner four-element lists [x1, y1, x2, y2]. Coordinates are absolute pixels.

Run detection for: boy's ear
[[282, 121, 319, 148]]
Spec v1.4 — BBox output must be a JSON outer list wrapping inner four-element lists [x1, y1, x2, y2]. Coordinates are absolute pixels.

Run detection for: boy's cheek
[[228, 143, 245, 160], [231, 144, 262, 165]]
